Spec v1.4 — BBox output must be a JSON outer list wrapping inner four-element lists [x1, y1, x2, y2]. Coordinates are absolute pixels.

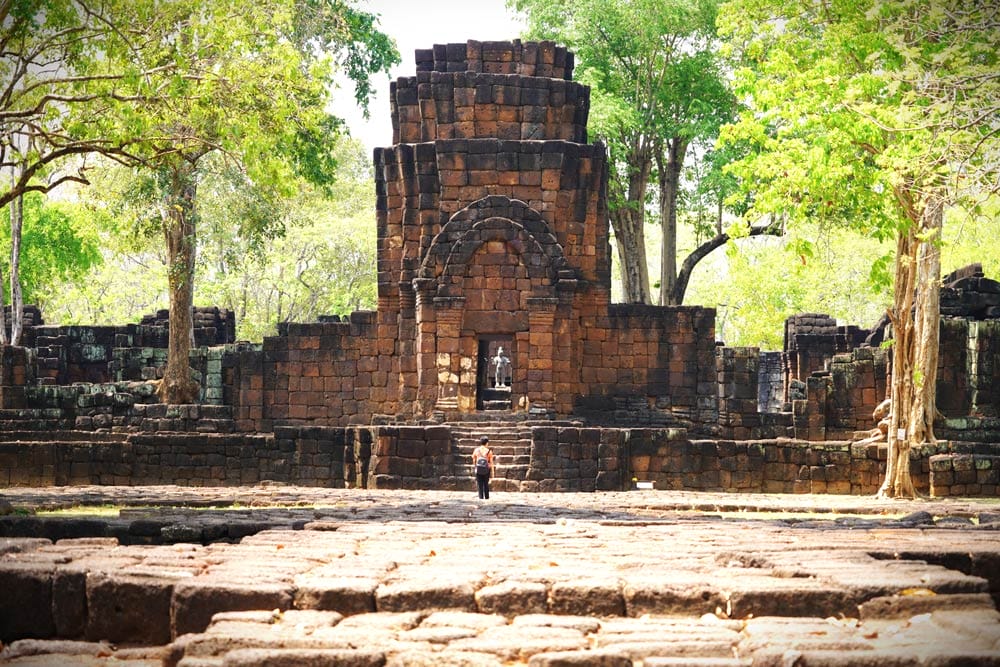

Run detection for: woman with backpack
[[472, 436, 495, 500]]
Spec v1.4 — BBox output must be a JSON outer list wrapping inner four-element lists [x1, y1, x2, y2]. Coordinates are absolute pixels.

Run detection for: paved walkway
[[1, 486, 999, 666]]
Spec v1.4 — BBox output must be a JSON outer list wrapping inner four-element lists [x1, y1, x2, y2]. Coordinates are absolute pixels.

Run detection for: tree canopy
[[511, 0, 738, 305], [1, 0, 398, 399], [718, 0, 999, 496]]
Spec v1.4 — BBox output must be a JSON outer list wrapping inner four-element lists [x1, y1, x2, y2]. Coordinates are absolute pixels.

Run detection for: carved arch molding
[[417, 195, 575, 300]]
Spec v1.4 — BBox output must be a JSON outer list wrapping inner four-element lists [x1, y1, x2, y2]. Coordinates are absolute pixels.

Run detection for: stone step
[[455, 440, 532, 451], [0, 430, 129, 444], [0, 418, 75, 432]]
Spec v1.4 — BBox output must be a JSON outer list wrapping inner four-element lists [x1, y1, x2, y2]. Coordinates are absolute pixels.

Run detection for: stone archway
[[413, 196, 572, 414]]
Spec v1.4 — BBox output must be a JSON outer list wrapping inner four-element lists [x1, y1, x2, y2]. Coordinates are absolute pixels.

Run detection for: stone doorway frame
[[477, 337, 514, 411]]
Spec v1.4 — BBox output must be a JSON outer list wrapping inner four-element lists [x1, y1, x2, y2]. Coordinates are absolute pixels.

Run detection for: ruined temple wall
[[937, 318, 1000, 419], [231, 313, 399, 431], [933, 318, 1000, 420], [791, 317, 1000, 442], [572, 305, 719, 428], [789, 347, 888, 442]]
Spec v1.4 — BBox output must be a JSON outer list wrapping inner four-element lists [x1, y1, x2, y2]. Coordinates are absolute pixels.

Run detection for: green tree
[[88, 0, 396, 403], [2, 0, 397, 400], [1, 193, 101, 308], [44, 137, 378, 341], [195, 138, 377, 340], [511, 0, 739, 305], [686, 225, 893, 348], [0, 0, 186, 341], [719, 0, 999, 497]]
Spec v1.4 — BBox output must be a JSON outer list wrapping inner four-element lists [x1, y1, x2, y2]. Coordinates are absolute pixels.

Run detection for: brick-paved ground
[[1, 485, 999, 666]]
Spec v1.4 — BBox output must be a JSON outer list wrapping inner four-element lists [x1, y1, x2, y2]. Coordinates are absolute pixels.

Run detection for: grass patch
[[37, 505, 123, 518]]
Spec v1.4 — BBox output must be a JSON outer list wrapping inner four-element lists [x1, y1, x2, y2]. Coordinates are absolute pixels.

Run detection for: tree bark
[[0, 165, 10, 346], [657, 137, 687, 306], [878, 191, 943, 499], [668, 223, 782, 305], [8, 188, 23, 346], [608, 145, 653, 303], [909, 195, 942, 446], [157, 161, 201, 405]]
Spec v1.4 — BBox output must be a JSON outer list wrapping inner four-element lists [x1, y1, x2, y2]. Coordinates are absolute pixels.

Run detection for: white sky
[[332, 0, 526, 153]]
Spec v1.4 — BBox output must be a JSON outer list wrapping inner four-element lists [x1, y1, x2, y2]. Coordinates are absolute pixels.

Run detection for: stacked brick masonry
[[930, 452, 1000, 497], [717, 347, 793, 440], [2, 307, 235, 389], [375, 139, 609, 290], [367, 425, 452, 490], [581, 305, 719, 430], [231, 315, 396, 431], [0, 426, 350, 488], [938, 319, 1000, 418], [391, 72, 588, 144], [0, 345, 32, 409], [415, 40, 574, 79]]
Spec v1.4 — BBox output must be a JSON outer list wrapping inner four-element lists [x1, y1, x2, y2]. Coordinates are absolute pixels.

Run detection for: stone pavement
[[1, 485, 999, 666]]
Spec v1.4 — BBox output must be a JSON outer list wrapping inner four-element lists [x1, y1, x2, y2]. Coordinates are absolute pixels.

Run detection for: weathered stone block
[[86, 572, 173, 644], [171, 580, 294, 637]]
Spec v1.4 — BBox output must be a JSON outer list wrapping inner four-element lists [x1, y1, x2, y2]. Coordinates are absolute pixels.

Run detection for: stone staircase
[[450, 423, 534, 492]]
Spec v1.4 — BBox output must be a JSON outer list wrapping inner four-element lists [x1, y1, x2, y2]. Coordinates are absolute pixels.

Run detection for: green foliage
[[1, 194, 102, 307], [44, 138, 377, 341], [511, 0, 740, 303], [513, 0, 732, 170], [718, 0, 999, 234], [194, 139, 377, 340], [686, 224, 893, 348], [684, 200, 1000, 349]]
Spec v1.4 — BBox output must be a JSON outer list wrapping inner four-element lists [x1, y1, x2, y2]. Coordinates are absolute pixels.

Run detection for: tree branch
[[668, 222, 783, 305]]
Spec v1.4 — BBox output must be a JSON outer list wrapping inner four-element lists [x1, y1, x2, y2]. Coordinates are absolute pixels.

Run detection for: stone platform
[[1, 486, 999, 666]]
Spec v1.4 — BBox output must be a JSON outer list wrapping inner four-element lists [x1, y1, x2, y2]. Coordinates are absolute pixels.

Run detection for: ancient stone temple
[[370, 40, 714, 424], [1, 41, 999, 497]]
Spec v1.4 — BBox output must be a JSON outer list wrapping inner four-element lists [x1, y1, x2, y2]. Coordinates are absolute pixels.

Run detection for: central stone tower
[[375, 40, 610, 418], [373, 39, 716, 428]]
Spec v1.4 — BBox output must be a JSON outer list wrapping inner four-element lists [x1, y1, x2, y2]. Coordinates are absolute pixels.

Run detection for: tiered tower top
[[389, 40, 588, 145], [413, 40, 574, 78]]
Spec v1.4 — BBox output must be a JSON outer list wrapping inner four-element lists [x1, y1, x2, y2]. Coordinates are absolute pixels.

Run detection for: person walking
[[472, 436, 495, 500]]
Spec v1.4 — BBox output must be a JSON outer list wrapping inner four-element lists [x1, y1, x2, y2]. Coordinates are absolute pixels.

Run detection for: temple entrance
[[477, 338, 512, 411]]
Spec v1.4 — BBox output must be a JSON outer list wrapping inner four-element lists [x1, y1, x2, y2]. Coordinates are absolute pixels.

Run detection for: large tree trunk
[[608, 146, 653, 303], [1, 162, 16, 346], [610, 206, 651, 304], [657, 137, 687, 306], [157, 162, 201, 405], [878, 193, 943, 499], [8, 189, 23, 346], [0, 168, 9, 346]]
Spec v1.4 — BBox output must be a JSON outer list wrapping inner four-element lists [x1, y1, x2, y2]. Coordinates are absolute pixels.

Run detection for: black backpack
[[475, 453, 490, 475]]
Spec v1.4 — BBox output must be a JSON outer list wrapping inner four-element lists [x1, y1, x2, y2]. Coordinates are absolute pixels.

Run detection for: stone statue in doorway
[[492, 347, 511, 388]]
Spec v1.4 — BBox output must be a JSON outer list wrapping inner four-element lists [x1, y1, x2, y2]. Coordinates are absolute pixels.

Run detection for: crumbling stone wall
[[1, 306, 235, 390], [230, 315, 384, 432], [1, 305, 43, 341], [784, 266, 1000, 444], [0, 426, 349, 488]]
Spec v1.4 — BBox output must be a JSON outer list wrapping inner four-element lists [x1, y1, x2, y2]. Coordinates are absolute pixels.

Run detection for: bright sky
[[332, 0, 527, 153]]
